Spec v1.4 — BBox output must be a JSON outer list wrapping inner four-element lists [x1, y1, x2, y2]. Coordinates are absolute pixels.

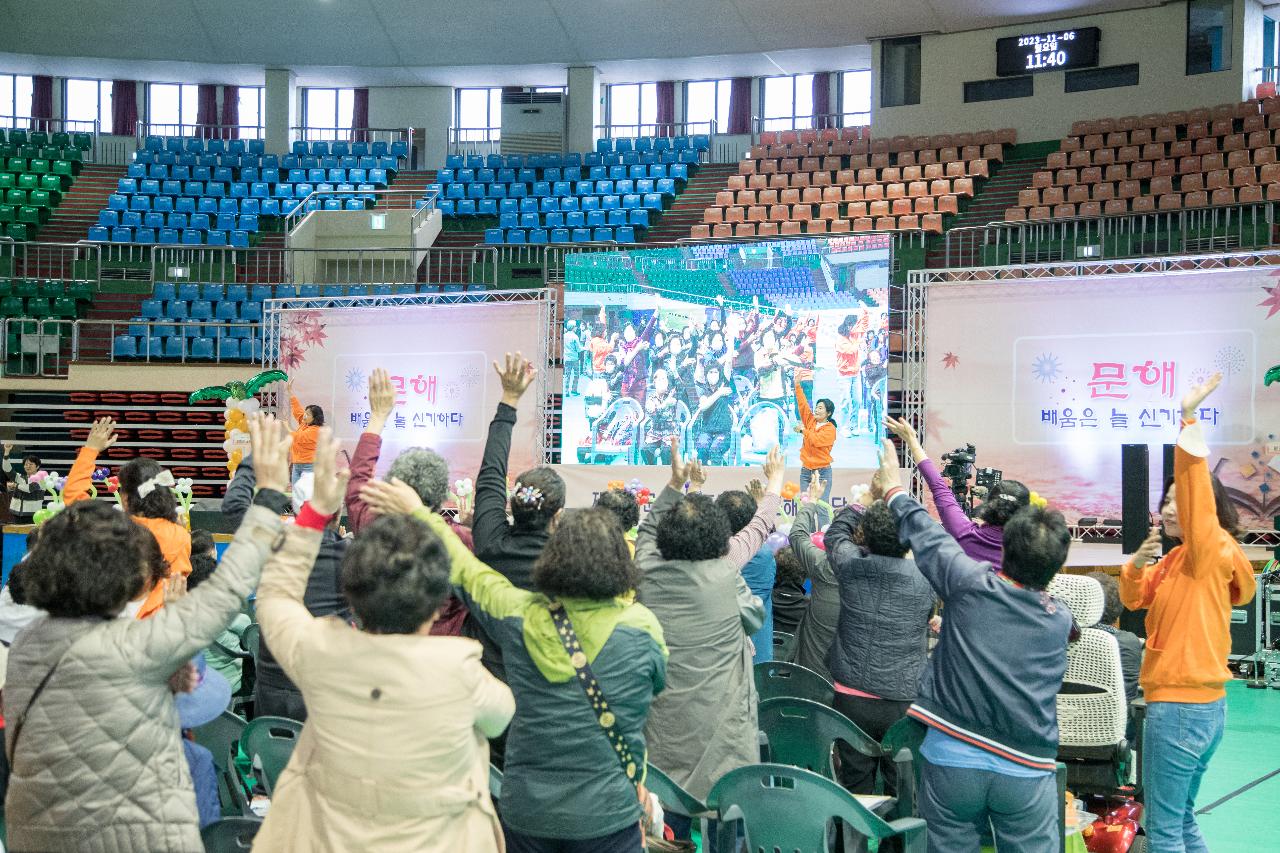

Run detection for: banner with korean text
[[923, 268, 1280, 527]]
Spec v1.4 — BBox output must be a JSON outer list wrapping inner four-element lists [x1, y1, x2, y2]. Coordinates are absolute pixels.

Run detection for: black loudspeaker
[[1121, 444, 1150, 554], [1161, 443, 1176, 553]]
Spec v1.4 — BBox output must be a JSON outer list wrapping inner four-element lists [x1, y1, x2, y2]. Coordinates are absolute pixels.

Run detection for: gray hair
[[387, 448, 450, 510]]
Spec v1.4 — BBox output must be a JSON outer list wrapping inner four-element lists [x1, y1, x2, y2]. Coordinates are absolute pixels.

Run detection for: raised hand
[[2, 441, 12, 456], [367, 367, 396, 431], [806, 475, 825, 504], [1181, 371, 1221, 420], [762, 445, 785, 495], [687, 458, 707, 492], [309, 428, 349, 516], [359, 477, 426, 516], [870, 440, 902, 499], [1132, 525, 1162, 567], [747, 478, 766, 502], [494, 352, 537, 407], [668, 437, 694, 489], [163, 573, 188, 605], [86, 417, 119, 452], [884, 416, 925, 463], [248, 415, 293, 494]]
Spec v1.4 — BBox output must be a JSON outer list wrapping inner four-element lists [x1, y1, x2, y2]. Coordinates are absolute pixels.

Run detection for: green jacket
[[415, 509, 668, 841]]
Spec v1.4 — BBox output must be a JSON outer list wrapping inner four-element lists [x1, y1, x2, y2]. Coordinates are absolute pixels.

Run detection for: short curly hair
[[190, 528, 216, 559], [715, 490, 757, 535], [119, 458, 179, 523], [341, 514, 451, 634], [22, 501, 148, 617], [387, 447, 450, 510], [594, 488, 640, 532], [533, 508, 638, 599], [657, 493, 732, 562], [774, 547, 807, 588], [856, 501, 909, 559]]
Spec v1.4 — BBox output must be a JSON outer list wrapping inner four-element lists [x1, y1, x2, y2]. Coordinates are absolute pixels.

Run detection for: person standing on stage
[[835, 312, 867, 436], [792, 376, 837, 503], [1120, 372, 1254, 853], [284, 379, 324, 486]]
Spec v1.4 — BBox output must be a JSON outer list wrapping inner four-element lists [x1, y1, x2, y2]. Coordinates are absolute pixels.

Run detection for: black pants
[[832, 692, 911, 796], [503, 822, 642, 853]]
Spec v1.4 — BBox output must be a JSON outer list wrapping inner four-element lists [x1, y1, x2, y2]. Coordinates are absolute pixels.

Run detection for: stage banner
[[275, 300, 546, 495], [923, 268, 1280, 527]]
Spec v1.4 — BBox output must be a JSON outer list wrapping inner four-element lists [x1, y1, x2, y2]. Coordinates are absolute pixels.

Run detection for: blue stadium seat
[[87, 225, 109, 241], [190, 337, 215, 360], [110, 227, 133, 243], [240, 302, 263, 322], [181, 229, 202, 245], [484, 228, 504, 244], [112, 335, 137, 359], [190, 300, 213, 320], [571, 228, 591, 242], [225, 284, 248, 302], [163, 337, 186, 359], [593, 227, 613, 241], [550, 228, 570, 243], [506, 229, 527, 245], [615, 226, 636, 243], [140, 299, 163, 319]]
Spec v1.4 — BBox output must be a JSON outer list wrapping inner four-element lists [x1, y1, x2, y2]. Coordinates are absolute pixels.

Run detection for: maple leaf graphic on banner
[[1260, 282, 1280, 320], [942, 352, 960, 369]]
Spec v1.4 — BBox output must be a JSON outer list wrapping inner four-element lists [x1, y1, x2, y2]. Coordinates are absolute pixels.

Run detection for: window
[[456, 87, 502, 141], [303, 87, 354, 140], [0, 74, 33, 128], [761, 74, 815, 131], [685, 78, 731, 134], [1264, 16, 1278, 81], [148, 83, 198, 132], [963, 76, 1033, 103], [238, 87, 263, 139], [880, 36, 922, 108], [607, 82, 657, 135], [65, 78, 113, 134], [1064, 64, 1140, 93], [1187, 0, 1232, 75], [840, 70, 871, 127]]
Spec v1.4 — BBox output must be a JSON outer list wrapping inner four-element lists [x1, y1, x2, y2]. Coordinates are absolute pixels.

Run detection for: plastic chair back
[[758, 696, 882, 780], [200, 817, 262, 851], [754, 661, 833, 705], [240, 715, 302, 793]]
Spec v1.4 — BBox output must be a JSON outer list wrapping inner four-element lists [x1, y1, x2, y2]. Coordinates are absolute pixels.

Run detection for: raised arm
[[287, 383, 303, 431], [795, 376, 814, 430], [726, 445, 785, 568], [883, 416, 978, 538], [791, 499, 836, 585], [345, 367, 396, 534], [473, 353, 537, 553], [636, 438, 704, 564], [64, 417, 118, 505], [256, 426, 348, 673]]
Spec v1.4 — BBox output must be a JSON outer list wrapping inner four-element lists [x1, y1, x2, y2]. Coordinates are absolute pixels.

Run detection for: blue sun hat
[[175, 652, 232, 729]]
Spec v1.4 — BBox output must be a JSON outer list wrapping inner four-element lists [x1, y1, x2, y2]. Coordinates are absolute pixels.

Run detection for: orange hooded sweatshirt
[[1119, 418, 1255, 704], [290, 395, 319, 464], [65, 447, 192, 620], [795, 377, 836, 470]]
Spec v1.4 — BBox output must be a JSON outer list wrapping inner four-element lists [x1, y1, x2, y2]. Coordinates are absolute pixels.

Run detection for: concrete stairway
[[924, 150, 1050, 268], [645, 163, 740, 243]]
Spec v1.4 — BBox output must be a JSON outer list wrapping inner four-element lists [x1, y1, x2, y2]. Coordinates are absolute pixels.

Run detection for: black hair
[[774, 547, 807, 589], [21, 453, 41, 469], [855, 500, 910, 558], [656, 493, 732, 561], [190, 528, 216, 559], [1001, 505, 1071, 590], [837, 313, 860, 337], [815, 397, 837, 430], [187, 552, 218, 590], [715, 490, 757, 535], [594, 488, 640, 532], [511, 466, 566, 531], [305, 405, 325, 427], [22, 501, 147, 617], [1161, 474, 1242, 540], [1087, 571, 1123, 626], [118, 458, 179, 523], [342, 514, 450, 634], [974, 479, 1031, 528], [25, 527, 39, 552], [533, 508, 639, 599]]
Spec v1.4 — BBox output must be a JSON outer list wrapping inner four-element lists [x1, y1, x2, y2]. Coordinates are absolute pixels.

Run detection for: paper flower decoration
[[850, 483, 871, 505], [1028, 490, 1049, 509], [170, 478, 195, 528], [780, 481, 801, 501]]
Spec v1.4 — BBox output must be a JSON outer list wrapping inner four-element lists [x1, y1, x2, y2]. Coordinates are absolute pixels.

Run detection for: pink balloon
[[810, 531, 826, 551]]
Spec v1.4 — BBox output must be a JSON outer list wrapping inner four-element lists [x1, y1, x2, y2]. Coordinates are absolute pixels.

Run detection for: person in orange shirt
[[285, 379, 324, 486], [834, 311, 868, 436], [792, 375, 837, 503], [64, 417, 192, 619], [1120, 372, 1254, 853]]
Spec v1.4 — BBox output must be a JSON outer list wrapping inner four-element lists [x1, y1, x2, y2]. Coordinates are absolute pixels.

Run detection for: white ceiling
[[0, 0, 1165, 86]]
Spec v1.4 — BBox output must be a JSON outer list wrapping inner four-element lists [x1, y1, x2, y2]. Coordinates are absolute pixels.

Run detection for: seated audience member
[[873, 440, 1073, 853], [361, 479, 664, 853], [187, 537, 252, 694], [638, 441, 783, 846], [3, 416, 287, 851], [65, 417, 192, 618], [885, 417, 1030, 569], [254, 430, 514, 853], [1120, 373, 1254, 853], [787, 477, 840, 679], [176, 653, 232, 828], [594, 487, 641, 555], [1086, 572, 1143, 708], [2, 442, 44, 523], [718, 481, 776, 664], [0, 530, 43, 644], [825, 494, 935, 797], [771, 547, 810, 638], [225, 452, 348, 721]]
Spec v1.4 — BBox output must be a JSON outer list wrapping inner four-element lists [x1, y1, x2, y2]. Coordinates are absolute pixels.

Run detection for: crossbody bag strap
[[6, 656, 65, 765], [546, 600, 642, 786]]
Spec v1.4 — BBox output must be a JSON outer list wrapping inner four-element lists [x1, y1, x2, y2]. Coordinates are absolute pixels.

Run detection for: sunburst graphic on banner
[[461, 363, 483, 388], [345, 367, 366, 392], [1032, 352, 1061, 383]]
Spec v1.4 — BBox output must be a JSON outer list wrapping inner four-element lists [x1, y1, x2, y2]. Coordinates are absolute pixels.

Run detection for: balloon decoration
[[809, 531, 825, 551], [764, 530, 790, 554], [449, 478, 475, 518], [30, 472, 97, 526], [173, 478, 195, 529], [780, 481, 801, 501], [1266, 364, 1280, 386], [188, 369, 289, 475]]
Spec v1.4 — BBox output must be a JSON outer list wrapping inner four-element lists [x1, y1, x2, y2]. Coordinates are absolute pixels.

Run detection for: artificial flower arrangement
[[449, 478, 475, 516]]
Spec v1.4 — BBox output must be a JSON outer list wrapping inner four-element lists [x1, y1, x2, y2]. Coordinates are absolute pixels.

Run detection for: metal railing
[[1, 241, 102, 288], [751, 113, 871, 139], [283, 188, 438, 239], [136, 121, 265, 141], [1, 317, 74, 377], [942, 201, 1277, 268], [0, 116, 100, 161], [289, 126, 414, 148], [595, 120, 718, 139], [447, 127, 502, 157], [1255, 65, 1280, 86], [81, 318, 263, 365]]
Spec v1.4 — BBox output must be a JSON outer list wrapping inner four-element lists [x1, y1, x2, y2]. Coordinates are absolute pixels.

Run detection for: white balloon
[[238, 398, 261, 413], [222, 439, 234, 452]]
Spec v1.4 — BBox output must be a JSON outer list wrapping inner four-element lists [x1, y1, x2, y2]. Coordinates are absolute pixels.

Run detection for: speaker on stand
[[1118, 445, 1153, 638]]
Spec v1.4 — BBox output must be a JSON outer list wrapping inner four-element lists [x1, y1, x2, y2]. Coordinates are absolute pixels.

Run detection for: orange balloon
[[228, 447, 244, 475]]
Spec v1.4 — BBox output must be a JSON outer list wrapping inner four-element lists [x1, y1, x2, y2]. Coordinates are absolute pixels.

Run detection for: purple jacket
[[917, 458, 1005, 569]]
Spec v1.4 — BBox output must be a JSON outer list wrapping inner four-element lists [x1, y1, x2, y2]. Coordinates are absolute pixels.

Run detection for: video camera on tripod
[[940, 443, 1003, 516]]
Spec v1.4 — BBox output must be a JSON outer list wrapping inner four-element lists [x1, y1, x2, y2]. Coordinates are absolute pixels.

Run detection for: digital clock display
[[996, 27, 1101, 76]]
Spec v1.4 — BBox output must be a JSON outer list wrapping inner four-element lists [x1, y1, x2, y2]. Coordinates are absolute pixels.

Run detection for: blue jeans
[[503, 821, 641, 853], [1142, 698, 1225, 853], [291, 463, 312, 486], [800, 465, 832, 504]]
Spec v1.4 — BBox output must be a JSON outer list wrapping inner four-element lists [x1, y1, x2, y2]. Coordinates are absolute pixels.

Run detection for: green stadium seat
[[0, 204, 13, 223], [0, 295, 24, 316], [16, 174, 36, 191], [73, 132, 92, 151], [24, 297, 51, 318], [16, 145, 35, 159], [52, 160, 75, 180], [7, 223, 30, 240], [9, 129, 26, 146], [29, 190, 51, 209], [51, 131, 69, 149], [37, 280, 63, 298], [28, 159, 49, 175], [17, 206, 42, 226], [10, 280, 36, 299], [51, 297, 77, 318], [0, 280, 10, 297], [29, 131, 48, 148], [0, 143, 13, 159], [40, 174, 65, 196], [0, 174, 13, 191], [66, 281, 93, 302]]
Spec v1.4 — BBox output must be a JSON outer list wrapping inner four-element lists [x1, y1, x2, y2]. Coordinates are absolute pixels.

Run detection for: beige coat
[[252, 523, 514, 853]]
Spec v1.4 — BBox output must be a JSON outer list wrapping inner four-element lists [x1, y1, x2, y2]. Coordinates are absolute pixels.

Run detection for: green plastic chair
[[240, 715, 302, 795], [194, 710, 251, 816], [772, 629, 796, 661], [754, 660, 834, 705], [489, 763, 503, 801], [200, 817, 262, 851], [707, 763, 927, 853], [240, 622, 260, 658], [645, 763, 714, 838]]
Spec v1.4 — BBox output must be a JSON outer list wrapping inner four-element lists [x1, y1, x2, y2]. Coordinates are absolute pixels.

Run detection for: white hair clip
[[136, 469, 176, 498]]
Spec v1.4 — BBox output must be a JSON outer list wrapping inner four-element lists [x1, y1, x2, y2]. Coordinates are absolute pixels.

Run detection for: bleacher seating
[[692, 127, 1013, 239], [1004, 100, 1280, 221], [0, 278, 94, 319], [89, 136, 409, 245], [434, 137, 708, 244], [0, 128, 91, 240]]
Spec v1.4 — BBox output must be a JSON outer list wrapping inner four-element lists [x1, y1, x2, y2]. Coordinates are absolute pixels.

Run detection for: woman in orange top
[[834, 311, 868, 436], [1120, 372, 1254, 852], [285, 379, 324, 486], [65, 417, 192, 619], [792, 375, 837, 503]]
